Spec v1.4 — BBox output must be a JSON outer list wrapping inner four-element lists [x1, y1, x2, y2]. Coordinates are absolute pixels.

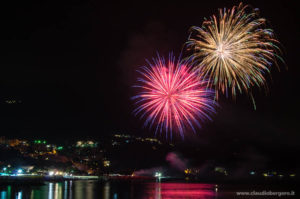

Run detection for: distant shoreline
[[1, 175, 298, 186]]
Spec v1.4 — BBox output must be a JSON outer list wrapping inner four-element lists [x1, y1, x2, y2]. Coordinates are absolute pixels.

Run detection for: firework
[[187, 3, 283, 105], [132, 55, 216, 139]]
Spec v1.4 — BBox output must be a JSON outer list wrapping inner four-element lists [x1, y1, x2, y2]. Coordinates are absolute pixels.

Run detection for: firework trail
[[132, 54, 216, 139], [187, 3, 283, 107]]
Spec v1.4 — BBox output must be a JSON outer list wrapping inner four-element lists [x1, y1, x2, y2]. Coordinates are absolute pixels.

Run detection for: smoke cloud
[[166, 152, 187, 171]]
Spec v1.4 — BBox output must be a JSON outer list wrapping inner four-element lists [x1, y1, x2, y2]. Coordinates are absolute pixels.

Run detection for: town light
[[154, 172, 162, 178]]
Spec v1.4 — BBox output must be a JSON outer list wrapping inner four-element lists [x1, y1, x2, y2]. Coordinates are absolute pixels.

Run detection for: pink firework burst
[[132, 55, 216, 139]]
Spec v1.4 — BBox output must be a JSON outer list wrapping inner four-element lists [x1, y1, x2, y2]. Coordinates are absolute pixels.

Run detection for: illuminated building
[[76, 141, 98, 148], [103, 160, 110, 167]]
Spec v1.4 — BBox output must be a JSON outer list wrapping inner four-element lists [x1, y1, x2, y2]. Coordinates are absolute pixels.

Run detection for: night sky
[[0, 0, 299, 164]]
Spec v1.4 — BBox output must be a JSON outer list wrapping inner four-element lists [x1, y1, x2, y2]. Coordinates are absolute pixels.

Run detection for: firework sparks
[[132, 55, 216, 139], [187, 3, 283, 105]]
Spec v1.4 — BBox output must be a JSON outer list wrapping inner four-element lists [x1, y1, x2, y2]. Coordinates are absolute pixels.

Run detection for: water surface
[[0, 180, 296, 199]]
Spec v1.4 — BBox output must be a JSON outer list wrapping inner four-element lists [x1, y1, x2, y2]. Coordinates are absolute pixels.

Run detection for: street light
[[17, 169, 23, 175], [155, 172, 162, 179]]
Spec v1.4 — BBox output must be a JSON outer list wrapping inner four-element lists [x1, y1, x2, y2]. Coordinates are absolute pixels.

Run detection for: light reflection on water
[[0, 180, 218, 199], [3, 180, 294, 199], [142, 182, 216, 199]]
